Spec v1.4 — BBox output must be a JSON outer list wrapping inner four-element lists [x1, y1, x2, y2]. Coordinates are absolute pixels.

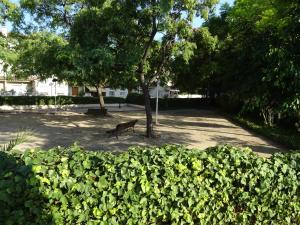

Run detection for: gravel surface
[[0, 109, 286, 157]]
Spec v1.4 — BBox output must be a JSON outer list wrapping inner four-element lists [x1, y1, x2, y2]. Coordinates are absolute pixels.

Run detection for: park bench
[[106, 119, 138, 139]]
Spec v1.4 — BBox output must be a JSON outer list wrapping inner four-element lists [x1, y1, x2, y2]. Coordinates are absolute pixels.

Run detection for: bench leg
[[132, 126, 135, 133]]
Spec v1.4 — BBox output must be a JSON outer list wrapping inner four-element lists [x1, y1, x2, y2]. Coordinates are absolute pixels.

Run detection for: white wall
[[105, 88, 128, 98], [0, 27, 8, 37], [177, 94, 204, 98], [5, 83, 28, 96], [0, 82, 3, 90], [34, 78, 69, 96], [0, 61, 7, 77], [149, 85, 170, 98]]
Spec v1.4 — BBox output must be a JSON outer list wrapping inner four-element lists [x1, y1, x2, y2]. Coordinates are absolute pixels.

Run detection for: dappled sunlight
[[0, 109, 285, 156]]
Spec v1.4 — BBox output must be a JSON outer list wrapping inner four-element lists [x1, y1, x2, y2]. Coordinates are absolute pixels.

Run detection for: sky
[[4, 0, 235, 31], [193, 0, 234, 28]]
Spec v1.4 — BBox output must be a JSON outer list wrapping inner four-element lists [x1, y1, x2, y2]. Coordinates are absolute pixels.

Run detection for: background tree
[[68, 7, 121, 111], [172, 0, 300, 128], [16, 1, 131, 111], [13, 32, 70, 79], [172, 27, 218, 97], [0, 1, 20, 80], [223, 0, 300, 125]]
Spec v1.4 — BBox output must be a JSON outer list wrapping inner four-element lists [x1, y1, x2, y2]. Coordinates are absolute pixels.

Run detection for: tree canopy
[[15, 0, 219, 136], [173, 0, 300, 126]]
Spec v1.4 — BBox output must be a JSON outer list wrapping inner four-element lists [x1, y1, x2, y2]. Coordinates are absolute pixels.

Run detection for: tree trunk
[[96, 86, 105, 110], [136, 14, 157, 138], [261, 107, 274, 127], [141, 82, 153, 137]]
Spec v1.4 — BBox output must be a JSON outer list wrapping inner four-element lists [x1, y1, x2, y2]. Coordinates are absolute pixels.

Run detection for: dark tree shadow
[[0, 151, 52, 224], [0, 110, 286, 156]]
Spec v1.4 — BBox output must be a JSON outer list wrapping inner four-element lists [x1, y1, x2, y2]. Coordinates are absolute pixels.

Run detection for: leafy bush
[[0, 96, 125, 106], [1, 145, 299, 224], [126, 93, 211, 109]]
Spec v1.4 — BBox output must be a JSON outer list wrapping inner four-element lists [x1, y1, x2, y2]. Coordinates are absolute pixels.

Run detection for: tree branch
[[137, 12, 157, 83], [148, 37, 174, 85]]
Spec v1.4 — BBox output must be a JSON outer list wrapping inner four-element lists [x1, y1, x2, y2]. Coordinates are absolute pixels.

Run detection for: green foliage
[[172, 27, 219, 94], [179, 0, 300, 127], [13, 32, 70, 80], [0, 96, 125, 106], [18, 0, 219, 136], [0, 150, 50, 224], [228, 0, 300, 119], [0, 145, 299, 224], [0, 0, 19, 25]]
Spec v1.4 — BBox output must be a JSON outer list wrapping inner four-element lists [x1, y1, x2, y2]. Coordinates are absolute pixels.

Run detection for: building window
[[120, 91, 126, 96], [109, 91, 115, 96]]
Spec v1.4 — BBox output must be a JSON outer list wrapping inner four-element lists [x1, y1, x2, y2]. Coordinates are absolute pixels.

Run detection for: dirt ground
[[0, 109, 286, 157]]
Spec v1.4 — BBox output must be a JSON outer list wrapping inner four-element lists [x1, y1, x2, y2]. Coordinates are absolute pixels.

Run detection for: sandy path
[[0, 109, 285, 157]]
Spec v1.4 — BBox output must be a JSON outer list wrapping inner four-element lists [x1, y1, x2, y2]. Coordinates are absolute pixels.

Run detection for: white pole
[[155, 79, 159, 125], [54, 81, 57, 112]]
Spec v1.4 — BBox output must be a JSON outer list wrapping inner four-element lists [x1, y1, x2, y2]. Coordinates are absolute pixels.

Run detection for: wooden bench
[[106, 119, 138, 139]]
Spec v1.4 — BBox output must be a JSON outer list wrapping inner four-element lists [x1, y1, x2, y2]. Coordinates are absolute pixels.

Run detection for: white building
[[0, 26, 8, 37], [84, 87, 128, 98], [149, 85, 179, 98], [105, 88, 128, 98], [0, 74, 72, 96], [34, 78, 70, 96]]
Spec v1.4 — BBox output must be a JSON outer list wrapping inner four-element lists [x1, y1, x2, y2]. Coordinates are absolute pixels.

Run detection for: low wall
[[0, 103, 128, 111]]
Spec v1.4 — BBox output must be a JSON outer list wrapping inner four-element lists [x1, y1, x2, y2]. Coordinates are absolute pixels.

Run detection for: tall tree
[[18, 0, 218, 137], [108, 0, 218, 137], [189, 0, 300, 126], [224, 0, 300, 125]]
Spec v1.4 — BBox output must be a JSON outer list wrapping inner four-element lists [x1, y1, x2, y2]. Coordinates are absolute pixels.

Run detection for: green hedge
[[1, 145, 299, 224], [0, 96, 125, 106], [126, 93, 211, 109], [126, 93, 145, 106]]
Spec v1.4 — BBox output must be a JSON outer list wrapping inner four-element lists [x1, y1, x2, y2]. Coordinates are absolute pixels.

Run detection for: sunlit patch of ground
[[0, 109, 285, 157]]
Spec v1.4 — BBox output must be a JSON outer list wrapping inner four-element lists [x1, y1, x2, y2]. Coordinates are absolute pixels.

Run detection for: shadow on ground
[[0, 109, 286, 156]]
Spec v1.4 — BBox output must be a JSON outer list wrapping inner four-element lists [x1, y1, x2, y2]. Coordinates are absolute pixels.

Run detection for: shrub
[[0, 96, 125, 106], [1, 145, 299, 224]]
